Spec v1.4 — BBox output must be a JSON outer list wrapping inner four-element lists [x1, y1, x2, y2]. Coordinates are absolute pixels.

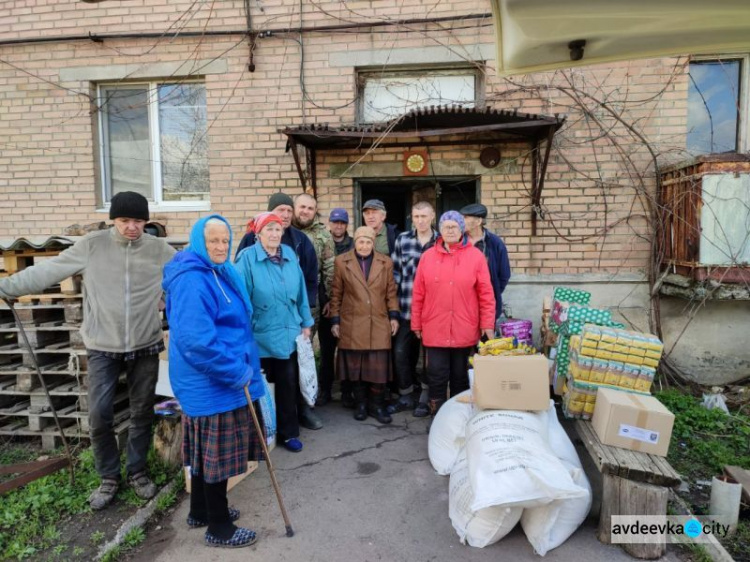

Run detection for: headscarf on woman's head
[[246, 211, 283, 234], [438, 210, 466, 234], [353, 226, 376, 242], [187, 214, 252, 315]]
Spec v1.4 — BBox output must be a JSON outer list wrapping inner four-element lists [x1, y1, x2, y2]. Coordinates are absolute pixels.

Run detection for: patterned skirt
[[182, 404, 265, 484], [336, 349, 392, 384]]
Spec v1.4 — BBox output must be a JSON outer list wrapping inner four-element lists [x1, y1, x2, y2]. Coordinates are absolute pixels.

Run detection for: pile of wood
[[0, 247, 129, 450]]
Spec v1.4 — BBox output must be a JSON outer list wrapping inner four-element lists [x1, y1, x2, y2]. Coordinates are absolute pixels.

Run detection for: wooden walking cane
[[243, 386, 294, 537]]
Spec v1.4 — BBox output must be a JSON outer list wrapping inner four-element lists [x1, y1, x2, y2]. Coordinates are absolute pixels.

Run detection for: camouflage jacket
[[299, 221, 335, 301]]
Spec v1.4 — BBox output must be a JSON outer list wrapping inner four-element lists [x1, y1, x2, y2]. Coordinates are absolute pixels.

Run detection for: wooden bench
[[574, 420, 682, 560]]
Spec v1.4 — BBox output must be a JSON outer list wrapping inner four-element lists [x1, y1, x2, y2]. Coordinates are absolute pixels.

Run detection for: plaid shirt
[[391, 229, 437, 320], [95, 340, 164, 362]]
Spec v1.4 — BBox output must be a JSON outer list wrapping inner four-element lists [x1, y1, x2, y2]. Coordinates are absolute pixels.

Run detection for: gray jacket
[[0, 228, 176, 353]]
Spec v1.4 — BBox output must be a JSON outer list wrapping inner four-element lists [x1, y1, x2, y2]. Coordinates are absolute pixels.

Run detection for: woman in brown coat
[[330, 226, 400, 424]]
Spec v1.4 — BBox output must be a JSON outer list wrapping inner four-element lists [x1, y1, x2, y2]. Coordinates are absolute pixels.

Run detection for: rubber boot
[[353, 382, 368, 421], [341, 380, 355, 409], [368, 384, 392, 424]]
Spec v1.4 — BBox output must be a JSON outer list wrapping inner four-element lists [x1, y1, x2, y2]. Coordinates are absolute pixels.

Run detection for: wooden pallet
[[0, 417, 130, 451]]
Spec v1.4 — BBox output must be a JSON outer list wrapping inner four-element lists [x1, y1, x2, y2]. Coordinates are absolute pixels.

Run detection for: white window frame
[[356, 66, 483, 125], [96, 80, 211, 212], [688, 55, 750, 154]]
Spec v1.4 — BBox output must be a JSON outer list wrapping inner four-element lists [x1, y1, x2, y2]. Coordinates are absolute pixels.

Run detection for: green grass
[[0, 445, 179, 561], [655, 389, 750, 480]]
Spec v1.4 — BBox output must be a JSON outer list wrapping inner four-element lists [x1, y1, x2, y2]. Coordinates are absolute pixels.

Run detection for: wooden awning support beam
[[288, 137, 307, 191], [531, 126, 555, 236]]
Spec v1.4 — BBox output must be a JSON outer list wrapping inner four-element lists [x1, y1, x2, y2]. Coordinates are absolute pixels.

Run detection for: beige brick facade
[[1, 0, 690, 277]]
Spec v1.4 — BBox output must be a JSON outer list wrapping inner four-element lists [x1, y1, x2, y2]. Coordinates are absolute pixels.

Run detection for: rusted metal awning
[[281, 105, 563, 150], [280, 105, 565, 235]]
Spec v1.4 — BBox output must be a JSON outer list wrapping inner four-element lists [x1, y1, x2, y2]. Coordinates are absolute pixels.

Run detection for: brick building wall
[[0, 0, 691, 278]]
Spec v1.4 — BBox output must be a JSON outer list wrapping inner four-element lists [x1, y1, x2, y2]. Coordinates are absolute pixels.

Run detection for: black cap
[[459, 203, 488, 218], [109, 191, 149, 221], [268, 192, 294, 211]]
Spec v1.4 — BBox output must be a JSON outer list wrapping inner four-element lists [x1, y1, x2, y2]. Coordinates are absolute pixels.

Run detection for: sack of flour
[[466, 410, 587, 510], [449, 450, 522, 547], [428, 390, 475, 475]]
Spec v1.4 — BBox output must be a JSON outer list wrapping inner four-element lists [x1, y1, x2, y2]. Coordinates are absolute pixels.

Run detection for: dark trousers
[[87, 351, 159, 480], [189, 474, 235, 539], [318, 313, 336, 397], [392, 320, 421, 394], [425, 347, 472, 401], [261, 355, 299, 440]]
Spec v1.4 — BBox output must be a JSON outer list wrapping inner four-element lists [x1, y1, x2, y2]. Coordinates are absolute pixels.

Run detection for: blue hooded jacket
[[162, 215, 265, 417]]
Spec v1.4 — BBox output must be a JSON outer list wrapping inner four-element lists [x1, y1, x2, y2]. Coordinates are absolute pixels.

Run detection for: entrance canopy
[[280, 105, 563, 150], [279, 105, 564, 235]]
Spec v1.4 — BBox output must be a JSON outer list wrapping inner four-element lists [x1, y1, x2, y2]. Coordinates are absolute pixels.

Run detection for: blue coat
[[483, 230, 512, 318], [235, 242, 314, 359], [236, 226, 319, 307], [162, 251, 265, 418]]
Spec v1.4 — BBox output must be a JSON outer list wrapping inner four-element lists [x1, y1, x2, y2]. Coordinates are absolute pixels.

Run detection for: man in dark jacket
[[317, 208, 354, 406], [460, 203, 512, 324], [362, 199, 399, 255], [236, 192, 318, 308], [236, 192, 323, 430]]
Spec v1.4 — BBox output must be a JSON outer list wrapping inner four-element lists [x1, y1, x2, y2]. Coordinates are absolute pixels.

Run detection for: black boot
[[341, 380, 355, 409], [353, 382, 368, 421], [368, 384, 392, 424]]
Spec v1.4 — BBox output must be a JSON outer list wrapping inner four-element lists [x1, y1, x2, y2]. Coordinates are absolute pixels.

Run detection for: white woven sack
[[449, 451, 522, 548], [466, 410, 587, 511], [295, 334, 318, 407], [520, 461, 592, 556], [428, 390, 475, 475]]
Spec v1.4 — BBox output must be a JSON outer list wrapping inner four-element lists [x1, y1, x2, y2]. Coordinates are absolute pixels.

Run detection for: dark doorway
[[357, 178, 478, 231]]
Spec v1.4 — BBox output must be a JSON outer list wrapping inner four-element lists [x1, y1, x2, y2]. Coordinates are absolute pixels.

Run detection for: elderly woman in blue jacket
[[235, 212, 314, 453], [163, 214, 266, 550]]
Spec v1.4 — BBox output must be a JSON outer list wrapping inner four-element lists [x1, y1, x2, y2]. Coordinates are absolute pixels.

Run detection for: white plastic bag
[[449, 451, 522, 547], [296, 334, 318, 407], [428, 390, 475, 475], [702, 392, 729, 414], [257, 374, 276, 447], [520, 462, 592, 556], [466, 410, 587, 510]]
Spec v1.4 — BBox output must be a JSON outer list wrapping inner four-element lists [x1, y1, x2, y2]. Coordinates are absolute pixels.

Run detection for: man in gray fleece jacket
[[0, 192, 176, 510]]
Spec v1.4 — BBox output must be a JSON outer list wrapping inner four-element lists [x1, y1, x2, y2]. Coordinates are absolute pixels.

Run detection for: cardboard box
[[472, 354, 550, 411], [591, 387, 674, 457], [185, 461, 258, 493]]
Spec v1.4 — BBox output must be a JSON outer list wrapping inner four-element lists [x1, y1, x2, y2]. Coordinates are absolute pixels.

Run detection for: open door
[[358, 178, 478, 231]]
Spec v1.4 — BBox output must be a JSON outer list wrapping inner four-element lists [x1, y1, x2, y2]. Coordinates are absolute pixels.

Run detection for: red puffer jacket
[[411, 236, 496, 348]]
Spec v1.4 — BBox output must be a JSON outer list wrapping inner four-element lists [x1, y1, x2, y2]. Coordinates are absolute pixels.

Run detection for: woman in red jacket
[[411, 210, 496, 415]]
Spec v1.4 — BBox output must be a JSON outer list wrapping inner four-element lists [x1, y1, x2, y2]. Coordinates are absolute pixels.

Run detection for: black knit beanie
[[110, 191, 150, 221], [267, 192, 294, 211]]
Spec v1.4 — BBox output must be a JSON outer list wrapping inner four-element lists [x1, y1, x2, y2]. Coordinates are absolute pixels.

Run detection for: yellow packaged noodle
[[618, 372, 636, 389], [627, 355, 644, 366]]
